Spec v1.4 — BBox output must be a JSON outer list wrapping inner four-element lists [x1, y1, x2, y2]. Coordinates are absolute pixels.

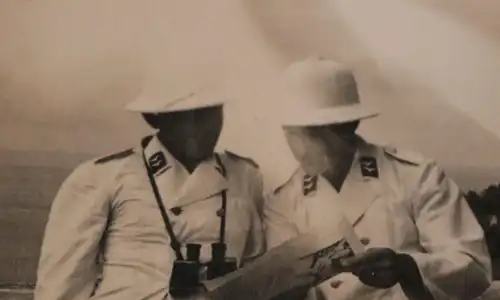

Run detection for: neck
[[179, 159, 201, 174], [156, 138, 214, 174], [177, 154, 213, 174], [161, 145, 213, 174], [322, 145, 357, 193]]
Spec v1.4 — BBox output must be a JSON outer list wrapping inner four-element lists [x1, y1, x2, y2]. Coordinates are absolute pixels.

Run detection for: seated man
[[34, 81, 265, 300], [263, 57, 492, 300]]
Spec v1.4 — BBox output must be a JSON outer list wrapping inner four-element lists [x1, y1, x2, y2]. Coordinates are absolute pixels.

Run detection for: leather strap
[[142, 151, 229, 260]]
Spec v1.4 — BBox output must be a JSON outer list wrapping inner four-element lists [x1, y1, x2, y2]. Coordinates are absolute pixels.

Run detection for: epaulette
[[95, 148, 135, 165], [271, 168, 300, 195], [383, 146, 424, 166], [272, 183, 286, 195], [272, 178, 290, 195], [225, 150, 259, 168]]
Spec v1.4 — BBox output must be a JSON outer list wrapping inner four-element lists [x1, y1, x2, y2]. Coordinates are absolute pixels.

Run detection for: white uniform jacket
[[34, 135, 265, 300], [264, 138, 491, 300]]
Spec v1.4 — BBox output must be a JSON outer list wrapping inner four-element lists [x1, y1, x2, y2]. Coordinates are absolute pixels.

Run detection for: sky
[[0, 0, 500, 190]]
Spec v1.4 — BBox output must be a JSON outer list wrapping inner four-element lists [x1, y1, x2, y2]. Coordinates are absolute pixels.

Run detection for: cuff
[[402, 253, 448, 300]]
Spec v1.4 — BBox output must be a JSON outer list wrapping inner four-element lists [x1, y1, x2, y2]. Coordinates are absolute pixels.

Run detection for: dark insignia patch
[[148, 151, 168, 175], [94, 148, 134, 165], [360, 156, 379, 178], [225, 150, 259, 168], [303, 175, 318, 196]]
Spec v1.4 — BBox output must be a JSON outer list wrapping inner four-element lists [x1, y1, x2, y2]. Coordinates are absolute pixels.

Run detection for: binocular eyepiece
[[206, 243, 237, 280], [169, 243, 238, 298], [186, 243, 202, 262]]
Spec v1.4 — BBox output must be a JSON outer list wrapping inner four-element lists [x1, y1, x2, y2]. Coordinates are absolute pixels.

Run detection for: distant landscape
[[0, 149, 92, 285]]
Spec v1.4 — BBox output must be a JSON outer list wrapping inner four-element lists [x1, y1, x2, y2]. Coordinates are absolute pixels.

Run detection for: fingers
[[344, 248, 396, 266], [340, 252, 369, 270], [340, 248, 400, 289], [358, 267, 399, 289], [340, 248, 388, 271]]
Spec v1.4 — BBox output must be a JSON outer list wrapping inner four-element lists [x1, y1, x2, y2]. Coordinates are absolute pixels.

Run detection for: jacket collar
[[141, 135, 229, 209], [297, 136, 383, 225]]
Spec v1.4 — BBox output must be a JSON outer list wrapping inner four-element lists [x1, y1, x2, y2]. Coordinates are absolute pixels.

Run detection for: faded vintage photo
[[1, 1, 500, 299]]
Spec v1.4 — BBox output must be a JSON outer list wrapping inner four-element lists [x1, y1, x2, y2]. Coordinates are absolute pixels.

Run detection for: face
[[143, 105, 223, 161], [283, 122, 359, 176]]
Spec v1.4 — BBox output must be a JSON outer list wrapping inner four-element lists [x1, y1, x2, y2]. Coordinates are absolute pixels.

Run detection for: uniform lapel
[[304, 174, 346, 230], [336, 140, 382, 226], [173, 155, 229, 208], [142, 135, 189, 209]]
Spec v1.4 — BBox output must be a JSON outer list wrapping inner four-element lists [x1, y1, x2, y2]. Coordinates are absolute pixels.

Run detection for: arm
[[241, 170, 266, 266], [396, 253, 437, 300], [406, 161, 492, 300], [263, 187, 312, 300], [262, 186, 300, 250], [34, 162, 111, 300]]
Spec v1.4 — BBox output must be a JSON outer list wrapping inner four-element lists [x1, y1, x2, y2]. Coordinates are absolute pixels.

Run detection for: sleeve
[[34, 161, 111, 300], [241, 169, 266, 265], [405, 160, 492, 300], [262, 186, 300, 250], [263, 186, 316, 300]]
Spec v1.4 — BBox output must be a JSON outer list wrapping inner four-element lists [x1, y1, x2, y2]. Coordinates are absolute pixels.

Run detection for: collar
[[142, 134, 226, 177], [273, 136, 379, 193], [142, 134, 229, 208], [303, 135, 367, 183], [300, 137, 382, 225], [142, 135, 176, 177]]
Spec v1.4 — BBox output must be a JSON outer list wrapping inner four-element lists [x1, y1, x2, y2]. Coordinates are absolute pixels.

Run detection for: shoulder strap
[[95, 148, 134, 165], [141, 151, 184, 260], [142, 150, 229, 259], [224, 150, 259, 168], [214, 154, 228, 245], [383, 146, 424, 166]]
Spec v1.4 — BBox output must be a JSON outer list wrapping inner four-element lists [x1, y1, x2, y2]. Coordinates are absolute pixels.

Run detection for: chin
[[297, 157, 330, 176], [301, 165, 326, 176]]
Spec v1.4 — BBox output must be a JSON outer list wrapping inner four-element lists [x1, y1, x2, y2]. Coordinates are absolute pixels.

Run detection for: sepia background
[[0, 0, 499, 298]]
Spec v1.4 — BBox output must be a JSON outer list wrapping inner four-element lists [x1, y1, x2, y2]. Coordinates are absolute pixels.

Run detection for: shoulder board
[[224, 150, 259, 168], [271, 180, 289, 195], [271, 168, 301, 195], [383, 146, 424, 166], [95, 148, 135, 165], [272, 183, 287, 195]]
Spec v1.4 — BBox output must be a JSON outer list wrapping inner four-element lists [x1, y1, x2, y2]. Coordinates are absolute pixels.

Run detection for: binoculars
[[169, 243, 237, 298]]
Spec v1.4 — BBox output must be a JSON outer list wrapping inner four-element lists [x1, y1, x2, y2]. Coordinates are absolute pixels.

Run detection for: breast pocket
[[225, 196, 257, 257], [354, 200, 393, 249], [172, 196, 223, 242], [112, 186, 166, 233], [354, 195, 417, 250]]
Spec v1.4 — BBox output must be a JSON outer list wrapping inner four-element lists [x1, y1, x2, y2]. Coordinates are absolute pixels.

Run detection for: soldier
[[34, 81, 265, 300], [264, 57, 492, 300]]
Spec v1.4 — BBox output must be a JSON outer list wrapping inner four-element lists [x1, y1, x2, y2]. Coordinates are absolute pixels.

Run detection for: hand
[[340, 248, 400, 289]]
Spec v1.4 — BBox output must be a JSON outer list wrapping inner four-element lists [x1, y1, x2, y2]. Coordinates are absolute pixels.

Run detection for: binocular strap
[[142, 150, 228, 261]]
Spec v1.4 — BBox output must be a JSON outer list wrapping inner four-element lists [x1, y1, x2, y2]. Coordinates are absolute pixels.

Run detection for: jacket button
[[216, 209, 225, 217], [360, 237, 370, 246], [330, 279, 343, 289], [170, 207, 182, 216]]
